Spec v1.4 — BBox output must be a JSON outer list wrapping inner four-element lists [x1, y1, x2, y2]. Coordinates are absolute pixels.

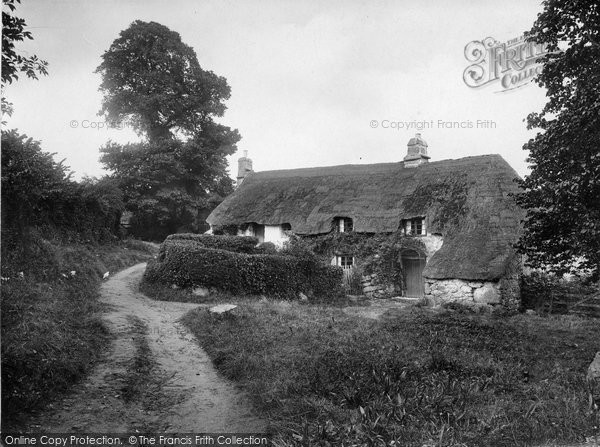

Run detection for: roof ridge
[[251, 153, 506, 177]]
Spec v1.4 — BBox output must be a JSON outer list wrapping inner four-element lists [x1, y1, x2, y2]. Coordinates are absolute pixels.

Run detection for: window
[[281, 223, 292, 232], [334, 217, 353, 233], [401, 217, 426, 236], [333, 255, 355, 270]]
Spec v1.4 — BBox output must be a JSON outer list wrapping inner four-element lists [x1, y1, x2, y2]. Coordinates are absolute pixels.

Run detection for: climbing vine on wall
[[297, 231, 426, 289]]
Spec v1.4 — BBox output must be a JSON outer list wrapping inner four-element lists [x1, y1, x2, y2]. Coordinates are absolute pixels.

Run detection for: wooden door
[[401, 251, 426, 297]]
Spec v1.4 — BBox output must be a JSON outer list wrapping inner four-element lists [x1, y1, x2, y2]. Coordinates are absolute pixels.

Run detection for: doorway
[[401, 250, 426, 297]]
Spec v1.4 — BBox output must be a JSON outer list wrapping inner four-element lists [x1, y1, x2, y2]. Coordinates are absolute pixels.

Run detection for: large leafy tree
[[1, 0, 48, 118], [96, 20, 232, 141], [97, 21, 238, 239], [100, 129, 236, 238], [516, 0, 600, 278]]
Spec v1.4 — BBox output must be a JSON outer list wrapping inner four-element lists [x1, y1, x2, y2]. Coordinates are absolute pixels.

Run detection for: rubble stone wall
[[424, 278, 502, 306]]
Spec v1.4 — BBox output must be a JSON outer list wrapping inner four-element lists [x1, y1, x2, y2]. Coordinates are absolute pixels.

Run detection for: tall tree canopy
[[96, 20, 231, 141], [516, 0, 600, 278], [97, 21, 238, 239]]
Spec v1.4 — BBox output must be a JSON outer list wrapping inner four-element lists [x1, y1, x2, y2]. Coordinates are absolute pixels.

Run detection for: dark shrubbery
[[521, 271, 598, 314], [145, 239, 343, 299], [165, 233, 260, 253], [1, 130, 124, 249], [521, 272, 561, 310]]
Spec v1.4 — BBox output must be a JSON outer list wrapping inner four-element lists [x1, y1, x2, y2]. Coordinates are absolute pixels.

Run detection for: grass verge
[[181, 300, 600, 446], [139, 281, 225, 305], [140, 280, 353, 308], [1, 237, 157, 430]]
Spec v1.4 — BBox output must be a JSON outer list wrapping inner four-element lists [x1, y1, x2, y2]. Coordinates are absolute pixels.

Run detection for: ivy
[[301, 231, 426, 289]]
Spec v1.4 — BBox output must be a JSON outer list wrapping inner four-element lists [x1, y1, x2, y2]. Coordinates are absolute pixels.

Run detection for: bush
[[165, 233, 259, 253], [521, 271, 598, 314], [255, 242, 277, 254], [144, 240, 343, 299], [521, 272, 560, 310], [1, 130, 124, 247]]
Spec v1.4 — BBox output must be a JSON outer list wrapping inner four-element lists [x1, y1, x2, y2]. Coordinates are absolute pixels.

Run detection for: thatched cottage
[[207, 135, 524, 307]]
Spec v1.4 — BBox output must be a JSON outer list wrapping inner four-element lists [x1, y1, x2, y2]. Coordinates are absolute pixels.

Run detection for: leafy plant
[[516, 0, 600, 279], [144, 238, 344, 299], [97, 21, 239, 239]]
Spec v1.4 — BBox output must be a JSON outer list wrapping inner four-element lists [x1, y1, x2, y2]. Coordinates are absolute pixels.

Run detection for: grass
[[121, 316, 155, 404], [1, 235, 157, 430], [139, 281, 226, 305], [117, 315, 178, 432], [140, 279, 354, 308], [181, 300, 600, 446]]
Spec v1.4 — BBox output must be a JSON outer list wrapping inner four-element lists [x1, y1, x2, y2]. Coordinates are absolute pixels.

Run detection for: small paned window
[[339, 255, 354, 269], [402, 217, 426, 236], [334, 217, 353, 233]]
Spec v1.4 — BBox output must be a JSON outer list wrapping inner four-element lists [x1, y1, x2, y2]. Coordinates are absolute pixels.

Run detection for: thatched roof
[[207, 155, 524, 281]]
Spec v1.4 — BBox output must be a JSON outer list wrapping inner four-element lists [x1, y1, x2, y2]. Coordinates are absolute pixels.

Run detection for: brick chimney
[[403, 133, 430, 168], [236, 150, 253, 186]]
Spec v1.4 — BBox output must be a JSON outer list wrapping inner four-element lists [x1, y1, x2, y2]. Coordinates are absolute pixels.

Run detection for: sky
[[4, 0, 548, 180]]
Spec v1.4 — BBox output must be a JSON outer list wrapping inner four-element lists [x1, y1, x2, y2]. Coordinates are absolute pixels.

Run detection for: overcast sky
[[5, 0, 548, 180]]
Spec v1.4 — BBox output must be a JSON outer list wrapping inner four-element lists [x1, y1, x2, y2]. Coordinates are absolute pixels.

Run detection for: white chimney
[[403, 133, 430, 168]]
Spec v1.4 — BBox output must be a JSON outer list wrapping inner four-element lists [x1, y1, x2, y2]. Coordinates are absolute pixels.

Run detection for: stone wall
[[424, 278, 502, 307], [361, 273, 395, 298]]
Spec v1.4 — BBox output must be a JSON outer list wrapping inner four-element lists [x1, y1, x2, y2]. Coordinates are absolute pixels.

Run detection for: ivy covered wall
[[294, 231, 429, 296]]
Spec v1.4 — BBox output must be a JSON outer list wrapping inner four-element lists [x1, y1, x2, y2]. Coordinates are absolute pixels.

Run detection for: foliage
[[1, 237, 156, 429], [520, 272, 562, 311], [1, 129, 71, 225], [96, 20, 232, 141], [301, 231, 426, 290], [100, 136, 235, 240], [521, 272, 599, 315], [256, 241, 277, 255], [182, 301, 600, 446], [1, 0, 49, 118], [516, 0, 600, 279], [97, 21, 239, 239], [165, 233, 259, 253], [1, 130, 124, 252], [144, 239, 343, 299]]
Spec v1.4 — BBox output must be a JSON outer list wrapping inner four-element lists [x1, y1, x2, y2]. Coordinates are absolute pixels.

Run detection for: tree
[[100, 134, 235, 239], [97, 21, 239, 239], [516, 0, 600, 279], [96, 20, 232, 141], [1, 0, 48, 118]]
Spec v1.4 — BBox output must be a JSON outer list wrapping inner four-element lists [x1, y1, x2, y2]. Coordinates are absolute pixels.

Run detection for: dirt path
[[28, 263, 265, 433]]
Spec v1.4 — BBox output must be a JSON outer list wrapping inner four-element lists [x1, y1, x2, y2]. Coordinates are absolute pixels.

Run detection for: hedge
[[145, 239, 343, 299], [165, 233, 260, 253]]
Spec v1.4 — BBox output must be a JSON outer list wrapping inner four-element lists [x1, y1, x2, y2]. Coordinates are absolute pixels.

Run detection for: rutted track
[[28, 263, 265, 433]]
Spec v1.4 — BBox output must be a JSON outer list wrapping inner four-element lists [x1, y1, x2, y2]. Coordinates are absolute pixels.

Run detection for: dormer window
[[333, 217, 353, 233], [401, 217, 426, 236], [281, 223, 292, 232]]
